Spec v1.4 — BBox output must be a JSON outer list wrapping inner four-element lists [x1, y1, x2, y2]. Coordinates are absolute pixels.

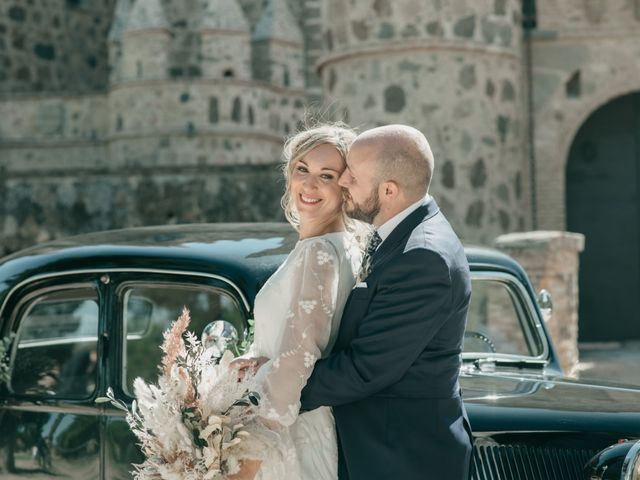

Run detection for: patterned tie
[[358, 230, 382, 281]]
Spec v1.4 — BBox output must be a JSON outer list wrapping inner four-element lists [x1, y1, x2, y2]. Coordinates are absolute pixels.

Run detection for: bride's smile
[[299, 194, 322, 205]]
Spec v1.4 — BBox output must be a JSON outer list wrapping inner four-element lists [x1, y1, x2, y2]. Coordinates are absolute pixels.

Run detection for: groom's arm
[[300, 249, 455, 410]]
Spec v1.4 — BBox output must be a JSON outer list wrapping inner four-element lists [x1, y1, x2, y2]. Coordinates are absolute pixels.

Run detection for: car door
[[101, 272, 249, 480], [0, 273, 106, 478]]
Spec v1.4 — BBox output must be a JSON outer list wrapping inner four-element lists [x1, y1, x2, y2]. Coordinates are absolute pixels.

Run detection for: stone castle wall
[[319, 0, 527, 244], [200, 32, 251, 80], [1, 0, 116, 94], [105, 81, 306, 149], [1, 164, 285, 253], [0, 0, 307, 95], [0, 78, 306, 254], [2, 0, 640, 258], [0, 0, 308, 257]]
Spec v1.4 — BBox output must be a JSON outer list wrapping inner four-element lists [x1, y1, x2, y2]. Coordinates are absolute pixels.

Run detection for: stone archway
[[535, 80, 640, 231], [566, 91, 640, 341], [559, 84, 640, 182]]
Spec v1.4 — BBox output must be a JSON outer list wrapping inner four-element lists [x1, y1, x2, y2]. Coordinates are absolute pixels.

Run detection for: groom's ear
[[380, 180, 399, 200]]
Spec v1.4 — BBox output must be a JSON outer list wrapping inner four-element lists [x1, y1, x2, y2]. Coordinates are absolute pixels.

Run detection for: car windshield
[[463, 273, 545, 360]]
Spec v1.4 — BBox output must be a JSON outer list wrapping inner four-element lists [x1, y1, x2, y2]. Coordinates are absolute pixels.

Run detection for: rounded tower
[[197, 0, 251, 80], [121, 0, 171, 81], [320, 0, 527, 242], [252, 0, 305, 88]]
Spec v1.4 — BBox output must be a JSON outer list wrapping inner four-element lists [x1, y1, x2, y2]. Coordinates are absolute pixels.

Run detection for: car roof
[[0, 223, 531, 303]]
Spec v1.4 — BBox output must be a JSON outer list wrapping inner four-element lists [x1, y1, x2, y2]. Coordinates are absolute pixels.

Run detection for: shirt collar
[[376, 194, 429, 246]]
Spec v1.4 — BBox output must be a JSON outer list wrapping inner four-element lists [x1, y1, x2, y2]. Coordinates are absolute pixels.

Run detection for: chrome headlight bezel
[[622, 440, 640, 480]]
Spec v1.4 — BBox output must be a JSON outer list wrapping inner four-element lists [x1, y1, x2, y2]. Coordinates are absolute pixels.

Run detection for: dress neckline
[[296, 231, 347, 244]]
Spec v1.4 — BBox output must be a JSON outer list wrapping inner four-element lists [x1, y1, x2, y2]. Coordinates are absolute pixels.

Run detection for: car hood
[[461, 368, 640, 436]]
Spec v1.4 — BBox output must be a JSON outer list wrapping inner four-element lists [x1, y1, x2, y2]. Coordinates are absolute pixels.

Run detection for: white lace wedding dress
[[244, 231, 358, 480]]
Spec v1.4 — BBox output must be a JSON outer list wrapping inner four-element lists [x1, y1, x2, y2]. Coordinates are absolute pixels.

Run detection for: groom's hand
[[230, 356, 269, 381]]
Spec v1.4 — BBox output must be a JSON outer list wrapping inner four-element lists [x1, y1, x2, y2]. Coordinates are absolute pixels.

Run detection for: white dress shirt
[[376, 195, 430, 249]]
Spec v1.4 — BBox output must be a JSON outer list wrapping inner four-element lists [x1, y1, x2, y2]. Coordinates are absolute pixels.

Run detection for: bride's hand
[[230, 356, 269, 381]]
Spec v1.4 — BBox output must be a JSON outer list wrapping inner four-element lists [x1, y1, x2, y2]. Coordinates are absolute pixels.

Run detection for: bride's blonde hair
[[281, 123, 356, 230]]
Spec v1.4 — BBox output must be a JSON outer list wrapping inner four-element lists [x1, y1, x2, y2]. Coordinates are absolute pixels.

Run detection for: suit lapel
[[334, 197, 441, 351], [371, 197, 440, 270]]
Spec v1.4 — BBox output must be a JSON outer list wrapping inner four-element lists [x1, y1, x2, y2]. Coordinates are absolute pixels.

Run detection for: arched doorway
[[566, 92, 640, 342]]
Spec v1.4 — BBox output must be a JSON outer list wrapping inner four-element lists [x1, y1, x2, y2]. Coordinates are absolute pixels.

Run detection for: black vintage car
[[0, 223, 638, 480]]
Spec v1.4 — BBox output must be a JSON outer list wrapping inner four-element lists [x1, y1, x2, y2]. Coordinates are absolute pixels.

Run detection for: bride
[[230, 124, 363, 480]]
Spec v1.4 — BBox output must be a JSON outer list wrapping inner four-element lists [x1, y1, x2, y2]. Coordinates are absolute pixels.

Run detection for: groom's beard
[[345, 188, 380, 224]]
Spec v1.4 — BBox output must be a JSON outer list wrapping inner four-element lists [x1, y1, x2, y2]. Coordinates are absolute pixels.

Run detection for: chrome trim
[[467, 370, 640, 394], [623, 440, 640, 480], [468, 271, 550, 364], [17, 333, 147, 349], [18, 336, 98, 349], [0, 403, 101, 415], [0, 268, 252, 318], [473, 430, 586, 437], [471, 442, 599, 480], [461, 352, 547, 364]]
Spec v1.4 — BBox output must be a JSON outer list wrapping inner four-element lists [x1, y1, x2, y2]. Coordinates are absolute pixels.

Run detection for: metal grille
[[471, 444, 598, 480]]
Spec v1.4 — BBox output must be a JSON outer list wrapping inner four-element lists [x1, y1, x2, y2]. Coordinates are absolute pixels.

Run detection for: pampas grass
[[98, 308, 261, 480]]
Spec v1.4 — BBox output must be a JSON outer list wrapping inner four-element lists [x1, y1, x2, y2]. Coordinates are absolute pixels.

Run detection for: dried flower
[[161, 307, 190, 376], [96, 308, 263, 480]]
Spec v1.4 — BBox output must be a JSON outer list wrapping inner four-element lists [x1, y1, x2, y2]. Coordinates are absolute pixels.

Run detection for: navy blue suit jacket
[[300, 197, 473, 480]]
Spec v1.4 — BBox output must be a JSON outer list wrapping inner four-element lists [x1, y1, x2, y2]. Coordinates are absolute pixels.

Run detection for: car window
[[465, 277, 542, 357], [10, 287, 99, 398], [121, 284, 244, 396]]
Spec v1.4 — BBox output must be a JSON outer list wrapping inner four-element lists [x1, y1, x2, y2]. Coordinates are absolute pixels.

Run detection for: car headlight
[[622, 441, 640, 480]]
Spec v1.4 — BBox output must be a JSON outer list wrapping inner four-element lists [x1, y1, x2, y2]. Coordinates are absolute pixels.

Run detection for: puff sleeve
[[252, 238, 341, 427]]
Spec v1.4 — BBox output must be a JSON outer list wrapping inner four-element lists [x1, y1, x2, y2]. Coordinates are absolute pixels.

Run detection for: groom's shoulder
[[402, 212, 466, 269]]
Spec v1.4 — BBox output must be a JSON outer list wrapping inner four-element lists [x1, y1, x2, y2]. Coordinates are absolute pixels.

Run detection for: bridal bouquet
[[99, 308, 261, 480]]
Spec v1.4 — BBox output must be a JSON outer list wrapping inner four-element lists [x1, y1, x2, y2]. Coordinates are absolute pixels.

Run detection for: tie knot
[[366, 231, 382, 257]]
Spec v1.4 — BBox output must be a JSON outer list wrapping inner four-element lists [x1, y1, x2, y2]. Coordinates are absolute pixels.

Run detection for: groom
[[300, 124, 473, 479]]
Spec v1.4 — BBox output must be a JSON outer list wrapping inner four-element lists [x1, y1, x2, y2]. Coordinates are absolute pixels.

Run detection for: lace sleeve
[[253, 238, 340, 427]]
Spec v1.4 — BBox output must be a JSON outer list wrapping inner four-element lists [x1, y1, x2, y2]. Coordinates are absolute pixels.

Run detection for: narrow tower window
[[232, 97, 242, 123], [283, 65, 290, 87], [209, 97, 219, 124]]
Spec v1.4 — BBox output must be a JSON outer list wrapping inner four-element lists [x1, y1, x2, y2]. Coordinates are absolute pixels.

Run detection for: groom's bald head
[[352, 125, 434, 202]]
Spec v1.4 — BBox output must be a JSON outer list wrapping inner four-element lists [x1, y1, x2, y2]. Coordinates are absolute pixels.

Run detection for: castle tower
[[252, 0, 305, 88], [107, 0, 132, 85], [319, 0, 528, 243], [197, 0, 251, 80], [121, 0, 171, 81]]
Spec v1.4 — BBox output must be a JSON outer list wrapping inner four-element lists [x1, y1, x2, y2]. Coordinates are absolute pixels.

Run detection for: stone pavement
[[574, 341, 640, 387]]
